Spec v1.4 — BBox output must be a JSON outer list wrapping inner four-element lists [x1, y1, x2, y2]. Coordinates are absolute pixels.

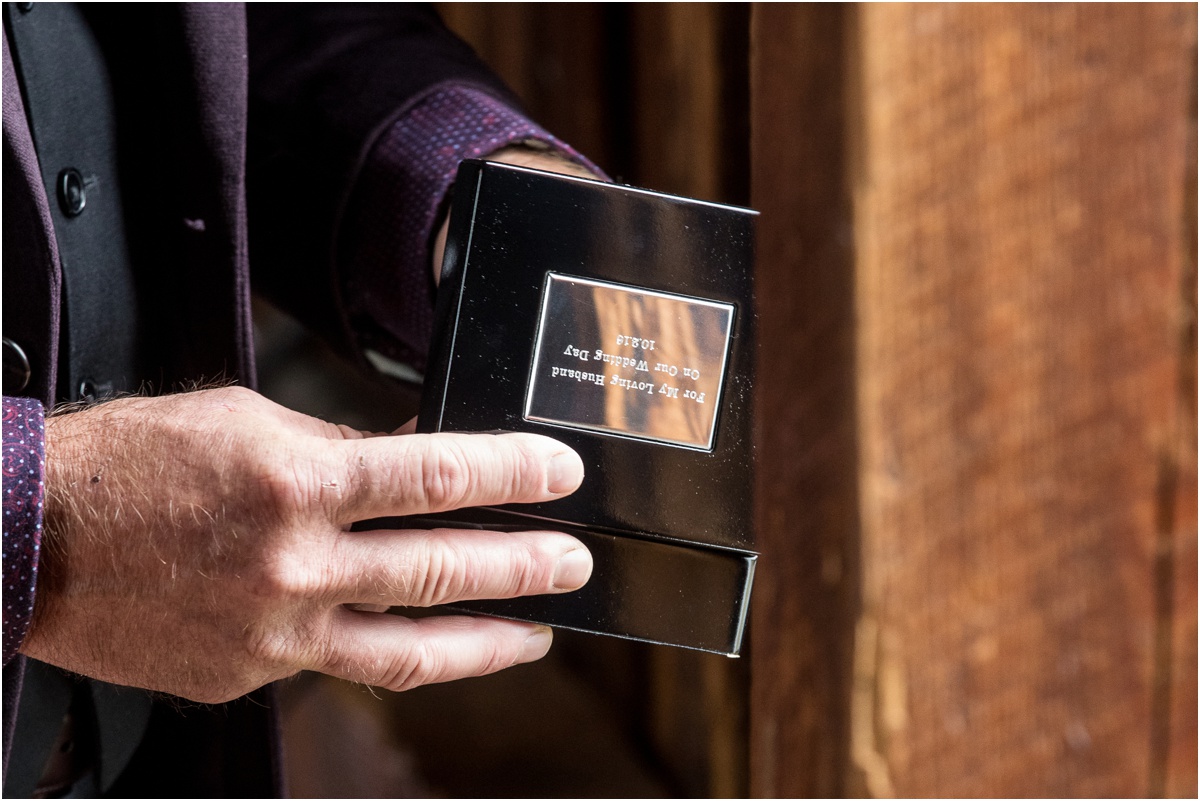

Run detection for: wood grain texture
[[750, 5, 861, 797], [1164, 26, 1197, 797], [849, 4, 1197, 796]]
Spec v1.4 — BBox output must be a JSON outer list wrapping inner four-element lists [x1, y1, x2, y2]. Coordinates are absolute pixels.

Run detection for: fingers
[[329, 528, 593, 607], [331, 432, 584, 524], [320, 611, 553, 691]]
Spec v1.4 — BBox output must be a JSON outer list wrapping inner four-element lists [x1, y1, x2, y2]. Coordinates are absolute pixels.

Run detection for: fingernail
[[547, 450, 584, 495], [516, 627, 553, 664], [552, 547, 593, 591]]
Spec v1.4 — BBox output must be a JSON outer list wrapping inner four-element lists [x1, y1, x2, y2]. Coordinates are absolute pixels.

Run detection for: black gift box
[[410, 160, 757, 655]]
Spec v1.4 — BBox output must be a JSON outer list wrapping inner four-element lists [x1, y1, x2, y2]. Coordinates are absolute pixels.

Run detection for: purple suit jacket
[[3, 4, 594, 795]]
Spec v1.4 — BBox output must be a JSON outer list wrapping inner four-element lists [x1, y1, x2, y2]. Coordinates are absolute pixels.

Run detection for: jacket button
[[2, 337, 32, 394], [57, 168, 86, 217]]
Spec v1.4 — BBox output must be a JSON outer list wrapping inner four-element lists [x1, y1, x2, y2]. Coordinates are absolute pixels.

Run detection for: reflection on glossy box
[[525, 274, 734, 451]]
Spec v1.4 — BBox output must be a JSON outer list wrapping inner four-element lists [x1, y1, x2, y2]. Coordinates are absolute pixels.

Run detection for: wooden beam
[[751, 3, 1196, 796], [850, 5, 1195, 794], [1164, 23, 1197, 797]]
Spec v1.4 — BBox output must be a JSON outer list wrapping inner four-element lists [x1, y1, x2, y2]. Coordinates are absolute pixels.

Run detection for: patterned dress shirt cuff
[[3, 397, 45, 664], [338, 82, 604, 378]]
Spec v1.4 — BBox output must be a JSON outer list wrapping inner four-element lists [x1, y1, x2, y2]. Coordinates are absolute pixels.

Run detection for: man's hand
[[22, 387, 591, 703]]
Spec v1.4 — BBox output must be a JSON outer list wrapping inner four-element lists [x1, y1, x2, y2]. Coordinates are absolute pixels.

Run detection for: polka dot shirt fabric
[[339, 82, 604, 373], [2, 396, 44, 665]]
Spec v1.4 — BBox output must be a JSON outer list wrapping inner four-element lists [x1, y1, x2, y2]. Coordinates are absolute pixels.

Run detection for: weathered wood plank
[[750, 3, 1196, 797], [1164, 29, 1197, 796], [850, 4, 1196, 796]]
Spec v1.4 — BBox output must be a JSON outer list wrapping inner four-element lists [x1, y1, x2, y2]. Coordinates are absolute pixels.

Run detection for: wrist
[[25, 409, 80, 652], [482, 141, 604, 181]]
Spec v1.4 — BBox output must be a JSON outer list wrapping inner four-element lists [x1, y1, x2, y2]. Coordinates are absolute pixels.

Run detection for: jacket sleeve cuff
[[2, 397, 45, 664], [337, 82, 604, 377]]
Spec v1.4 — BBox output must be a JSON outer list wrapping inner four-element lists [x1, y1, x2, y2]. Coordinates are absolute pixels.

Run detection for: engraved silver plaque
[[525, 274, 735, 450]]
